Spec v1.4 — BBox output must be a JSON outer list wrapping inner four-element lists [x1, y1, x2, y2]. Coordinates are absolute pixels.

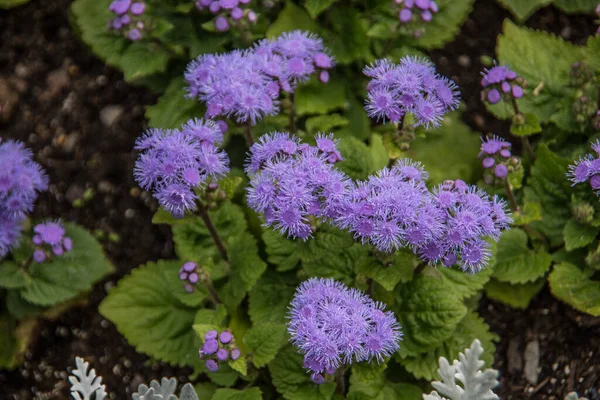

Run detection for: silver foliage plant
[[423, 340, 589, 400], [423, 339, 499, 400], [68, 357, 199, 400]]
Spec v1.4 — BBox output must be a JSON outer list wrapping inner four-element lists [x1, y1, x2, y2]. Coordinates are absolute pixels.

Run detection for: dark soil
[[0, 0, 599, 399]]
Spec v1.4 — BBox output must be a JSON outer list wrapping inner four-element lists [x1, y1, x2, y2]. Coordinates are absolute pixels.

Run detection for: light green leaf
[[406, 112, 481, 185], [485, 278, 545, 309], [266, 1, 320, 38], [492, 228, 552, 284], [337, 137, 375, 180], [563, 219, 600, 251], [152, 209, 197, 225], [496, 20, 586, 123], [395, 274, 467, 358], [146, 77, 204, 129], [339, 96, 371, 141], [512, 202, 543, 226], [195, 383, 218, 399], [172, 202, 246, 264], [554, 0, 597, 12], [71, 0, 171, 82], [324, 7, 371, 64], [20, 223, 114, 306], [0, 261, 27, 289], [99, 260, 201, 368], [438, 260, 495, 301], [0, 315, 17, 369], [497, 0, 553, 21], [406, 0, 475, 49], [248, 272, 296, 326], [244, 323, 287, 367], [212, 388, 262, 400], [399, 312, 497, 381], [305, 114, 349, 135], [549, 263, 600, 317], [269, 345, 336, 400], [524, 145, 572, 246], [510, 113, 542, 137], [219, 232, 267, 310], [295, 77, 346, 116], [303, 0, 336, 18], [228, 357, 248, 376], [262, 230, 304, 272], [219, 176, 244, 200]]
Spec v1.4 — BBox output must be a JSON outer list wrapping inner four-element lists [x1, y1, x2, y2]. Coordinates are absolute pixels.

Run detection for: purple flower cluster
[[479, 136, 512, 179], [481, 65, 524, 105], [396, 0, 439, 24], [567, 140, 600, 193], [179, 261, 201, 293], [364, 56, 460, 128], [184, 30, 335, 124], [0, 140, 48, 257], [417, 180, 512, 272], [108, 0, 146, 41], [288, 278, 401, 383], [199, 329, 241, 372], [246, 132, 350, 239], [245, 134, 512, 271], [337, 161, 443, 253], [32, 221, 73, 263], [195, 0, 256, 32], [134, 118, 230, 217]]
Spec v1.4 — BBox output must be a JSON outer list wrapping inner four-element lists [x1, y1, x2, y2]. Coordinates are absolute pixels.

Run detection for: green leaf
[[399, 312, 497, 381], [524, 145, 572, 246], [219, 176, 244, 200], [244, 323, 287, 367], [195, 383, 218, 399], [269, 345, 336, 400], [262, 230, 304, 272], [549, 263, 600, 317], [152, 208, 197, 225], [554, 0, 597, 12], [211, 388, 263, 400], [295, 77, 346, 116], [324, 7, 371, 64], [496, 20, 586, 123], [394, 274, 467, 358], [302, 244, 366, 285], [492, 228, 552, 284], [248, 272, 296, 326], [405, 0, 475, 49], [348, 363, 422, 400], [228, 357, 248, 376], [564, 219, 600, 251], [510, 113, 542, 137], [266, 1, 320, 38], [20, 223, 114, 306], [438, 260, 495, 301], [6, 291, 44, 319], [146, 77, 204, 129], [337, 137, 375, 180], [497, 0, 553, 21], [512, 202, 543, 226], [359, 250, 416, 292], [172, 202, 247, 264], [99, 260, 201, 368], [305, 114, 349, 135], [0, 0, 31, 9], [485, 278, 545, 309], [0, 261, 27, 289], [219, 232, 267, 310], [0, 315, 17, 369], [71, 0, 171, 82], [406, 112, 481, 185], [303, 0, 336, 18]]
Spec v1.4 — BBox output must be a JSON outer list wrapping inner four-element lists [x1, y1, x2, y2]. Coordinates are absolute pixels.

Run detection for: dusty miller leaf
[[69, 357, 107, 400]]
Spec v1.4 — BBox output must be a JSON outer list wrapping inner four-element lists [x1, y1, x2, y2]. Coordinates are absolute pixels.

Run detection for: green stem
[[334, 365, 347, 396], [504, 179, 519, 212], [510, 97, 535, 160], [197, 202, 229, 262], [244, 121, 254, 146]]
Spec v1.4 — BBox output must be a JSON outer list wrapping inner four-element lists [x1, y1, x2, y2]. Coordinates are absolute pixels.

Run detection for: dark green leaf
[[359, 250, 416, 292], [266, 1, 320, 38], [244, 323, 287, 367], [211, 388, 263, 400], [295, 77, 346, 116], [146, 77, 204, 129], [497, 0, 553, 21], [0, 0, 31, 9], [305, 114, 349, 135], [337, 137, 375, 180], [0, 261, 27, 289], [248, 272, 296, 326], [554, 0, 597, 12], [303, 0, 337, 18]]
